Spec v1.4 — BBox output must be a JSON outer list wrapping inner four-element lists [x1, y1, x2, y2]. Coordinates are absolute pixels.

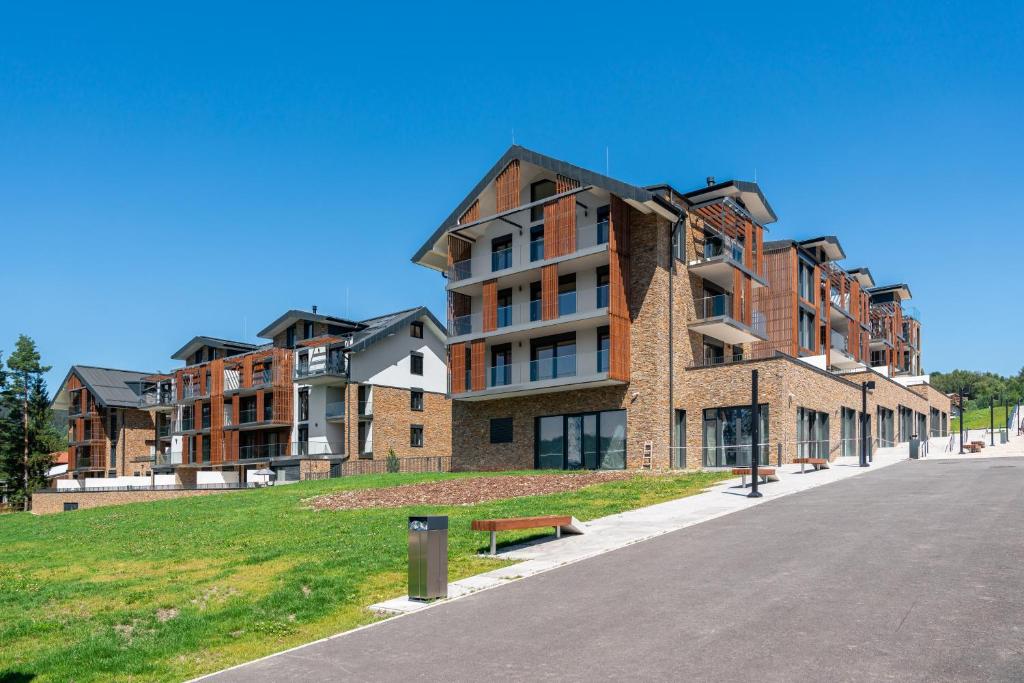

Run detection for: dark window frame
[[410, 424, 424, 448], [410, 389, 424, 412], [410, 321, 424, 339], [490, 417, 514, 444], [410, 352, 424, 376]]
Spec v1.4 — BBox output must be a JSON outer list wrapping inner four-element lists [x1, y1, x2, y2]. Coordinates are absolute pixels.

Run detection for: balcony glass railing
[[558, 291, 577, 316], [239, 408, 257, 424], [138, 392, 175, 409], [448, 287, 607, 337], [294, 357, 348, 379], [326, 401, 346, 419], [491, 247, 513, 272], [530, 299, 542, 322], [447, 220, 610, 282], [464, 351, 612, 394], [358, 400, 373, 416], [596, 284, 609, 309], [237, 443, 288, 461], [179, 418, 194, 432], [831, 331, 849, 353], [695, 293, 733, 319], [496, 305, 512, 328], [692, 234, 744, 264]]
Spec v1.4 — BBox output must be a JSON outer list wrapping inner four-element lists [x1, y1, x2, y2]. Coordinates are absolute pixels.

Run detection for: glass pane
[[583, 414, 599, 470], [703, 415, 719, 467], [566, 417, 583, 470], [599, 410, 626, 469], [537, 416, 564, 469]]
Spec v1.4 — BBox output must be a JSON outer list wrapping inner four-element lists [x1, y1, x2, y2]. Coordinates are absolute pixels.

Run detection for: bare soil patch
[[307, 471, 648, 511]]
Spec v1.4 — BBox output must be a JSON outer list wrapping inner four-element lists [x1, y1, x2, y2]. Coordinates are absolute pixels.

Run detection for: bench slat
[[472, 515, 572, 532], [731, 467, 776, 475]]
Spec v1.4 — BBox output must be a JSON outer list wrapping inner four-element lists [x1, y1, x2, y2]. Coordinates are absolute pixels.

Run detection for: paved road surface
[[205, 458, 1024, 682]]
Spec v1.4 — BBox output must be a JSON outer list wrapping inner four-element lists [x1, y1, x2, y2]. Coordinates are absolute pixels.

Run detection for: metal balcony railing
[[294, 357, 349, 380], [468, 351, 608, 394], [239, 408, 257, 424], [447, 220, 610, 282], [138, 392, 175, 409], [326, 401, 346, 419], [693, 294, 767, 338], [692, 233, 745, 265], [448, 286, 610, 337]]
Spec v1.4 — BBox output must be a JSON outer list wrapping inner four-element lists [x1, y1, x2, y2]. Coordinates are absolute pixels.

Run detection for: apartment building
[[136, 306, 450, 484], [413, 145, 951, 471], [51, 366, 157, 480], [867, 284, 922, 377]]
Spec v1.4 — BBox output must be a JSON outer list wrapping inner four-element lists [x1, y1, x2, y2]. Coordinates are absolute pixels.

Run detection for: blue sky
[[1, 1, 1021, 392]]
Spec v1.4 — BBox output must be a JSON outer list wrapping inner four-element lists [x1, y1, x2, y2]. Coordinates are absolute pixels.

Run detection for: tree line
[[0, 335, 64, 510], [929, 368, 1024, 412]]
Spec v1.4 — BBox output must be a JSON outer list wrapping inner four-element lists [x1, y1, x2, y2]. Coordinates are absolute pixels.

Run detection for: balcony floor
[[452, 374, 623, 401], [690, 317, 767, 345]]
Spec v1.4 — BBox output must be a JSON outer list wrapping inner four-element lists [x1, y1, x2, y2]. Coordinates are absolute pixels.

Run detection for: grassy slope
[[0, 470, 729, 682], [951, 405, 1012, 432]]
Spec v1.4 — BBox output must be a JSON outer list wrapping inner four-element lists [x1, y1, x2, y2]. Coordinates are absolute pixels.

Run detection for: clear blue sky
[[1, 1, 1021, 393]]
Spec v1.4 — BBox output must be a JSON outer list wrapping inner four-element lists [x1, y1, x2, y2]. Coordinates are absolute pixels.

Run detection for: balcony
[[73, 454, 107, 471], [689, 294, 767, 345], [688, 233, 766, 291], [358, 400, 373, 418], [448, 284, 610, 342], [447, 220, 609, 287], [294, 356, 349, 385], [138, 391, 175, 411], [176, 384, 208, 402], [155, 450, 183, 467], [326, 401, 346, 420], [456, 350, 621, 400], [228, 406, 288, 431], [829, 330, 862, 370]]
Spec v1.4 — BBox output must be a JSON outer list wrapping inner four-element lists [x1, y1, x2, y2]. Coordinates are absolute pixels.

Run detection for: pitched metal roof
[[57, 365, 156, 409], [348, 306, 446, 353], [170, 336, 259, 361], [256, 309, 364, 340], [412, 144, 656, 267]]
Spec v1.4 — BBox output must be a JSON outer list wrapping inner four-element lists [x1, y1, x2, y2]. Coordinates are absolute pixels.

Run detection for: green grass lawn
[[0, 469, 729, 682], [951, 405, 1013, 432]]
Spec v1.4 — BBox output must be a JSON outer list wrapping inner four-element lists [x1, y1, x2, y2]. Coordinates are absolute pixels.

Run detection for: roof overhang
[[846, 267, 876, 288], [798, 236, 846, 262], [257, 310, 364, 340], [680, 179, 777, 225], [869, 284, 913, 301], [171, 337, 258, 361]]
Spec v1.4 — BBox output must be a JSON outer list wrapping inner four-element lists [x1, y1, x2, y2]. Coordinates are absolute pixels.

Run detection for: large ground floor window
[[535, 410, 626, 470], [877, 407, 895, 447], [797, 407, 830, 459], [841, 407, 858, 457], [702, 404, 769, 467]]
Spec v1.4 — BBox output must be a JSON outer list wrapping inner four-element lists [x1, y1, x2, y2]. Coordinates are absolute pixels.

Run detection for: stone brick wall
[[360, 385, 452, 460], [119, 408, 155, 476], [908, 382, 954, 422], [299, 459, 330, 479], [32, 488, 228, 515]]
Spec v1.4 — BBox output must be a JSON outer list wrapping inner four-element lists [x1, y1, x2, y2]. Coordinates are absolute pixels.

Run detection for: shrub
[[386, 448, 400, 473]]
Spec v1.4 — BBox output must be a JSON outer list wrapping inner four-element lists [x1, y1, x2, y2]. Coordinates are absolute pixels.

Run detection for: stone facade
[[299, 458, 330, 479], [369, 385, 452, 459], [119, 408, 156, 476]]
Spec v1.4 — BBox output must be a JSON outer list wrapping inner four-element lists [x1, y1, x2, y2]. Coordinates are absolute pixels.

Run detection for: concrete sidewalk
[[370, 445, 912, 615]]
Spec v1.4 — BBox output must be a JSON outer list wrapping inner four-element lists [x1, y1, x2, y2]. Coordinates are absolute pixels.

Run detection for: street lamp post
[[749, 369, 762, 499], [990, 397, 995, 447], [959, 387, 966, 454], [860, 381, 875, 467]]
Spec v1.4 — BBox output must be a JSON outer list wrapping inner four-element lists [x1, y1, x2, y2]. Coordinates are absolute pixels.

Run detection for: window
[[298, 388, 309, 422], [797, 407, 829, 458], [490, 417, 513, 444], [410, 352, 424, 376], [201, 403, 211, 430], [297, 425, 308, 454], [596, 266, 610, 309], [597, 327, 610, 373], [531, 179, 556, 222], [673, 410, 687, 468], [798, 261, 815, 301], [410, 389, 424, 411], [530, 333, 576, 381], [491, 234, 513, 272], [530, 225, 545, 261], [557, 273, 576, 316], [410, 321, 424, 338], [703, 340, 724, 366], [410, 425, 424, 448], [798, 310, 815, 351], [286, 326, 296, 349], [702, 404, 770, 467], [534, 410, 626, 470], [63, 502, 79, 512], [303, 320, 314, 339], [529, 281, 543, 321], [490, 344, 512, 387], [297, 350, 309, 376], [596, 205, 610, 245], [497, 288, 513, 328]]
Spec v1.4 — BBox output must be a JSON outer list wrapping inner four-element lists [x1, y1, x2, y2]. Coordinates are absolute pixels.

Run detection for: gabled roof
[[679, 179, 777, 225], [257, 309, 365, 340], [869, 284, 913, 301], [348, 306, 446, 353], [797, 236, 846, 262], [170, 336, 259, 361], [412, 144, 664, 270], [52, 365, 156, 410]]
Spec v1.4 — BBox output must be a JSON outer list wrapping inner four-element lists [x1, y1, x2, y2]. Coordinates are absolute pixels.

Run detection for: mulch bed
[[306, 471, 648, 511]]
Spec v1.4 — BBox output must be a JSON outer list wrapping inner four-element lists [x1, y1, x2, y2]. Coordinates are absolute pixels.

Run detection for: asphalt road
[[205, 457, 1024, 682]]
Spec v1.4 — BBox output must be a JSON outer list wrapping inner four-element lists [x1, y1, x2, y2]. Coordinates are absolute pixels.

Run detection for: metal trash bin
[[909, 436, 921, 459], [1001, 430, 1009, 444], [408, 515, 448, 601]]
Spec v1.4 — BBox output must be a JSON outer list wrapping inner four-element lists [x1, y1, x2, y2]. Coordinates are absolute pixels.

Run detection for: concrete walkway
[[370, 445, 916, 615]]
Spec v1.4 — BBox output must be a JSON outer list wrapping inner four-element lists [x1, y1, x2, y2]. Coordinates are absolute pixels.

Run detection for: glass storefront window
[[535, 410, 626, 470], [702, 405, 769, 467]]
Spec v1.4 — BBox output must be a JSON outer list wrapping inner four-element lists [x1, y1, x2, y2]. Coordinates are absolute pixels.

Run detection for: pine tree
[[0, 335, 58, 510]]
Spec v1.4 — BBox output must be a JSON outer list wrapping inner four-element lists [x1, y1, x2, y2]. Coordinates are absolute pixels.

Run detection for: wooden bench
[[971, 441, 985, 449], [793, 457, 829, 473], [731, 467, 778, 488], [471, 515, 584, 556], [966, 443, 983, 453]]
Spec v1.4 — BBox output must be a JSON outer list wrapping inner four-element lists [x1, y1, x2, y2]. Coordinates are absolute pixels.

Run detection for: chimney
[[706, 176, 716, 187], [312, 305, 318, 315]]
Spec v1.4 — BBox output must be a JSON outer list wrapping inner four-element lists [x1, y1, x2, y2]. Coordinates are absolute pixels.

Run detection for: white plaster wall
[[349, 317, 447, 393], [197, 470, 238, 485]]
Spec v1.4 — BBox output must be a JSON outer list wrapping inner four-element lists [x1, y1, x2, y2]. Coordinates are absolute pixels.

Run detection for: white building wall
[[349, 317, 447, 393]]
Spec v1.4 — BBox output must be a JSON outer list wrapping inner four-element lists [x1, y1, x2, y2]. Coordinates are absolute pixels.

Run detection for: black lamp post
[[749, 369, 762, 498], [860, 380, 875, 467], [958, 387, 967, 454], [990, 396, 995, 447]]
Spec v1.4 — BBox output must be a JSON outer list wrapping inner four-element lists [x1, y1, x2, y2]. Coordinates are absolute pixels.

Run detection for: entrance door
[[566, 414, 600, 470]]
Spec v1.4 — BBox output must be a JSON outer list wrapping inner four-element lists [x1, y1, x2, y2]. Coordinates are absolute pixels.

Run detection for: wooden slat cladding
[[470, 339, 486, 391], [608, 195, 631, 382], [494, 161, 520, 213], [447, 234, 472, 270], [449, 342, 466, 394], [541, 264, 559, 321], [210, 359, 224, 464], [543, 175, 580, 258], [458, 199, 480, 225], [448, 291, 471, 331], [482, 279, 497, 332], [752, 247, 796, 359]]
